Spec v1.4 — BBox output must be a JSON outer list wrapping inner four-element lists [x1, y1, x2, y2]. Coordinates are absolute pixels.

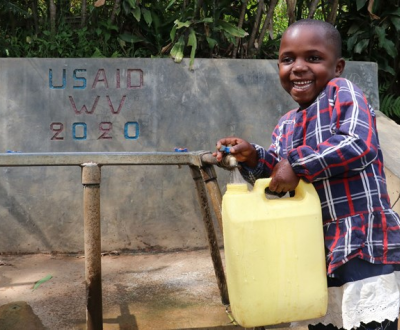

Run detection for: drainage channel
[[0, 151, 228, 330]]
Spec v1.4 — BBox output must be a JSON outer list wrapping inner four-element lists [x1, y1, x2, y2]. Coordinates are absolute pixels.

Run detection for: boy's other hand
[[213, 137, 258, 168], [269, 159, 300, 193]]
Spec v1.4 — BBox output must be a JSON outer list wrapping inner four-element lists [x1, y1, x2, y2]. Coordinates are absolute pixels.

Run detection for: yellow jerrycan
[[222, 178, 327, 328]]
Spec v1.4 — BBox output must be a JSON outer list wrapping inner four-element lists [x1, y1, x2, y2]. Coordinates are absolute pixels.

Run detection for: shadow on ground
[[0, 249, 244, 330]]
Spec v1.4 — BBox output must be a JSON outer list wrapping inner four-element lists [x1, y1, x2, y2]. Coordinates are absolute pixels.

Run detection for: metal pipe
[[82, 163, 103, 330], [199, 164, 224, 234], [0, 151, 207, 167], [199, 153, 218, 165], [189, 165, 229, 305]]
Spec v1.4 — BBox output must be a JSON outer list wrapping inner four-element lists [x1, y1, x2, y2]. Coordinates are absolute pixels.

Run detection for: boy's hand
[[213, 137, 258, 168], [269, 159, 300, 193]]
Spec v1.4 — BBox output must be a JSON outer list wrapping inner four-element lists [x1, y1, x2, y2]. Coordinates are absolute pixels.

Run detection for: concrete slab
[[0, 249, 261, 330]]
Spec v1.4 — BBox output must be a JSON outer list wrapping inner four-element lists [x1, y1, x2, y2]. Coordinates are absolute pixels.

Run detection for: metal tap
[[218, 145, 238, 170]]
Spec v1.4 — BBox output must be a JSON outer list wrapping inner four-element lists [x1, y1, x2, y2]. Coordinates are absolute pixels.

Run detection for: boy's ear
[[335, 58, 345, 77]]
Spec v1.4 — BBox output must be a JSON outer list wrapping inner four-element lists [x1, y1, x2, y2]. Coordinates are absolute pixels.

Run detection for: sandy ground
[[0, 249, 255, 330]]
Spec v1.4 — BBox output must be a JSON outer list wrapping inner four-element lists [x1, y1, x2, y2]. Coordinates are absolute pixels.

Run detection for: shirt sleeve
[[239, 138, 280, 185], [288, 79, 379, 182]]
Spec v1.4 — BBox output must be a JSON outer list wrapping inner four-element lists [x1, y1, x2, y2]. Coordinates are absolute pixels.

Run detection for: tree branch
[[327, 0, 339, 24], [232, 0, 248, 58], [248, 0, 265, 52], [49, 0, 57, 39], [286, 0, 297, 25], [257, 0, 278, 50], [80, 0, 87, 27], [110, 0, 121, 24], [307, 0, 320, 19]]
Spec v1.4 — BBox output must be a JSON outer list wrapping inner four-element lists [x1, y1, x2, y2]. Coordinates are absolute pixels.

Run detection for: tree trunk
[[308, 0, 320, 18], [81, 0, 87, 27], [296, 0, 304, 21], [248, 0, 265, 52], [286, 0, 297, 25], [31, 0, 40, 34], [232, 0, 248, 58], [327, 0, 339, 24], [110, 0, 121, 24], [257, 0, 278, 48], [49, 0, 57, 40]]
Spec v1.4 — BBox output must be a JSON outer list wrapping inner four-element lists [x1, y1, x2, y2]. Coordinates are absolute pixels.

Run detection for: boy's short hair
[[285, 19, 342, 59]]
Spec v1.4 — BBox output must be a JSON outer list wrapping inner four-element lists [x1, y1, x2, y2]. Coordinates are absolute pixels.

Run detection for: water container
[[222, 178, 327, 328]]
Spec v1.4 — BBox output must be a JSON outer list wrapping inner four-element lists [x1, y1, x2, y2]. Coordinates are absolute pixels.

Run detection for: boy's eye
[[280, 57, 293, 64], [308, 56, 321, 62]]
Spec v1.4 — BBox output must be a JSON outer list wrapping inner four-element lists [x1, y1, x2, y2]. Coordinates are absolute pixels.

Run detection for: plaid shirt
[[240, 78, 400, 274]]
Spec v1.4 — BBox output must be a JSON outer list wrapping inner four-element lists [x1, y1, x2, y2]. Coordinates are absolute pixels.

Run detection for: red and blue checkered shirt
[[240, 77, 400, 274]]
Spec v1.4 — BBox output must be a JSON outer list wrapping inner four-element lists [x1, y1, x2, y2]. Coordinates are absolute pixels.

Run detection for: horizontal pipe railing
[[0, 151, 214, 167]]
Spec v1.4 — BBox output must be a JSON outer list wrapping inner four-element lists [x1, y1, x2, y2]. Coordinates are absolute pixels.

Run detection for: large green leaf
[[216, 20, 248, 38], [111, 51, 120, 58], [187, 28, 197, 70], [354, 39, 369, 54], [132, 6, 141, 22], [347, 33, 360, 52], [390, 17, 400, 31], [170, 35, 185, 63], [206, 37, 218, 49], [121, 1, 131, 15], [165, 0, 176, 11], [152, 11, 161, 30], [347, 23, 360, 36], [92, 48, 106, 58], [197, 18, 213, 24], [126, 0, 136, 9], [174, 20, 191, 29], [170, 26, 177, 42], [119, 33, 145, 43], [381, 39, 397, 58], [374, 26, 386, 48], [142, 8, 152, 26]]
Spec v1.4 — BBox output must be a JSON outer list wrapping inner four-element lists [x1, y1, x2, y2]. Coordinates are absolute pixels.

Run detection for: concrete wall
[[0, 58, 391, 254], [375, 111, 400, 216]]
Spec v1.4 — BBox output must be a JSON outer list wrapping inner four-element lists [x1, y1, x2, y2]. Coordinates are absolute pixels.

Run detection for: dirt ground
[[0, 249, 258, 330]]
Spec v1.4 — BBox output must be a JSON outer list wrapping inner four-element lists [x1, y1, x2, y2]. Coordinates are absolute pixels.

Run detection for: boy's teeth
[[293, 81, 312, 89]]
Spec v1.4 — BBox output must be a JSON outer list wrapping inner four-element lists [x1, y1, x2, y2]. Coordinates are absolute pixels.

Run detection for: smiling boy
[[215, 19, 400, 330]]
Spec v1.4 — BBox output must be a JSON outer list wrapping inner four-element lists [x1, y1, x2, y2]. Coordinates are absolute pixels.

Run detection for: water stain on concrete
[[0, 301, 46, 330]]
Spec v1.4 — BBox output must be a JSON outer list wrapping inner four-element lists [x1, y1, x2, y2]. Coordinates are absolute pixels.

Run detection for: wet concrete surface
[[0, 249, 252, 330]]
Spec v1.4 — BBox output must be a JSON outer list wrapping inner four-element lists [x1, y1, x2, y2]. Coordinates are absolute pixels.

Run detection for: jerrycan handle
[[253, 178, 314, 201]]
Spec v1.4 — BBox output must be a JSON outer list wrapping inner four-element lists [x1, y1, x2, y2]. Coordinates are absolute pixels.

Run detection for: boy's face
[[278, 25, 345, 108]]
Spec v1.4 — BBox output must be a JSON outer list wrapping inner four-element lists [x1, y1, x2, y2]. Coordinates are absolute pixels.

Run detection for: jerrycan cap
[[226, 183, 248, 194]]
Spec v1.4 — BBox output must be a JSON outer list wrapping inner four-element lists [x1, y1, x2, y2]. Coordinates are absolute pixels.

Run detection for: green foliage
[[2, 24, 121, 58], [335, 0, 400, 122], [380, 94, 400, 123], [0, 0, 29, 20], [338, 3, 399, 74], [272, 1, 288, 38]]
